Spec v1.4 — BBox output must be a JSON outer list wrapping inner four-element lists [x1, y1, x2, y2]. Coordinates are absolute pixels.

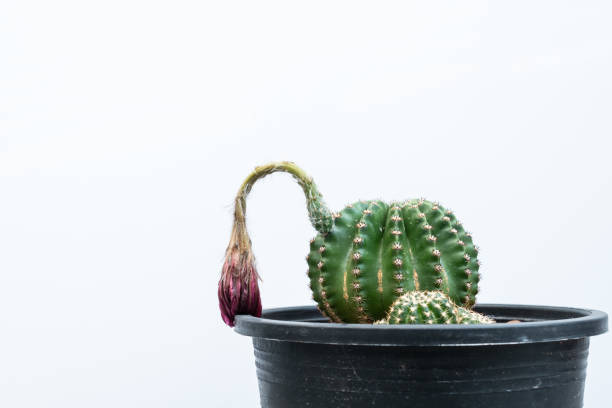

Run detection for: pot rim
[[234, 304, 608, 346]]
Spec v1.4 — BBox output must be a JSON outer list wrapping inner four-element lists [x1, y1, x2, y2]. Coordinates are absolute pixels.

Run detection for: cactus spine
[[376, 291, 494, 325], [219, 162, 483, 326]]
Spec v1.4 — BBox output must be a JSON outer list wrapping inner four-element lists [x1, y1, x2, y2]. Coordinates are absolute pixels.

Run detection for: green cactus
[[376, 291, 494, 325], [219, 162, 483, 326], [306, 198, 481, 323]]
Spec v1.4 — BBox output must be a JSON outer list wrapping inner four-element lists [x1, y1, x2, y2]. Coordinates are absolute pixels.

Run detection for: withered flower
[[218, 246, 261, 327]]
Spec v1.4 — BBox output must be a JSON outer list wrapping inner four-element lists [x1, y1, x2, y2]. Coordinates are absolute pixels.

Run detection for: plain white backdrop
[[1, 1, 611, 407]]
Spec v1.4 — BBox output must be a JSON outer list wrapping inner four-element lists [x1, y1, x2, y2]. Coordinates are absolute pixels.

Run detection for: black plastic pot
[[234, 304, 607, 408]]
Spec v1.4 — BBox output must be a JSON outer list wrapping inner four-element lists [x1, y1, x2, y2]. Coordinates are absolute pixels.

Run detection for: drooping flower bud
[[218, 248, 262, 327]]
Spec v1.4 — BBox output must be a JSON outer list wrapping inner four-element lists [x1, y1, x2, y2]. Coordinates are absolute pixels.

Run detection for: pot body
[[254, 337, 588, 408], [235, 305, 607, 408]]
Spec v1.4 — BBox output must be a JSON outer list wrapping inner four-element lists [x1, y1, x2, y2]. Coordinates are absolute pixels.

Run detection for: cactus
[[376, 291, 494, 325], [307, 198, 481, 323], [219, 162, 483, 326]]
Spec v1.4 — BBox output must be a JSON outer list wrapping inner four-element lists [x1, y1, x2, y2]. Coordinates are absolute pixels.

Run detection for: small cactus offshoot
[[376, 291, 494, 325], [219, 162, 489, 326]]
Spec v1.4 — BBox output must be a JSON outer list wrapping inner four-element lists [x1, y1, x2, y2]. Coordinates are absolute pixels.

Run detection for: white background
[[1, 1, 611, 407]]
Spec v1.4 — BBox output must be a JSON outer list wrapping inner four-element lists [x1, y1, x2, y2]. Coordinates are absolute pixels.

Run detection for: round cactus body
[[306, 199, 481, 323], [376, 291, 494, 325]]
